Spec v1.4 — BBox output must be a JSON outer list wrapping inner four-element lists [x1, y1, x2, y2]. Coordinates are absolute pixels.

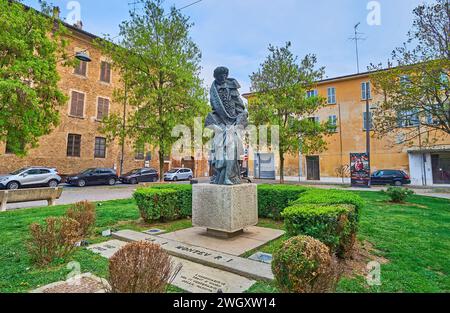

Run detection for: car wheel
[[188, 176, 193, 181], [108, 178, 116, 186], [48, 180, 59, 188], [153, 177, 158, 183], [77, 179, 86, 187], [173, 176, 178, 182], [394, 181, 403, 187], [130, 178, 138, 185], [6, 181, 20, 190]]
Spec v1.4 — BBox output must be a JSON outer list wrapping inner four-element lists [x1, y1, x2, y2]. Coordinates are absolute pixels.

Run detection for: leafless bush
[[28, 217, 81, 266], [66, 201, 96, 237], [108, 241, 177, 293]]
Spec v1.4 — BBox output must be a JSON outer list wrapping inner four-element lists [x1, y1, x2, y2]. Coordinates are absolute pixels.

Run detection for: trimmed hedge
[[282, 204, 358, 258], [258, 185, 308, 220], [147, 184, 193, 217], [133, 188, 180, 222], [292, 189, 364, 217]]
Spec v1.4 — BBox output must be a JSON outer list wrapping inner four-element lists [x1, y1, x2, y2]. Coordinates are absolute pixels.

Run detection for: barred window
[[67, 134, 81, 157], [94, 137, 106, 158]]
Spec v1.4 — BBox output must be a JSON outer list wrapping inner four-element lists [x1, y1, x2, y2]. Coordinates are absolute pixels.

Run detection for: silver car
[[164, 168, 193, 181], [0, 167, 61, 190]]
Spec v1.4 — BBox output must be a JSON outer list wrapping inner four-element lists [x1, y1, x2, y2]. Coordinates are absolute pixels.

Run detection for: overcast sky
[[23, 0, 434, 93]]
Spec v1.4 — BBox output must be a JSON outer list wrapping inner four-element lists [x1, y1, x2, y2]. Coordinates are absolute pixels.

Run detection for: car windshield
[[80, 168, 95, 175], [167, 169, 179, 173], [10, 168, 28, 175]]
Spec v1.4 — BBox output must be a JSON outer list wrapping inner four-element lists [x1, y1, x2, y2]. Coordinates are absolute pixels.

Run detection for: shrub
[[383, 187, 415, 203], [272, 236, 337, 293], [134, 188, 179, 222], [257, 185, 308, 219], [150, 184, 192, 217], [28, 217, 81, 266], [293, 189, 365, 218], [109, 241, 175, 293], [282, 204, 358, 258], [66, 201, 96, 237]]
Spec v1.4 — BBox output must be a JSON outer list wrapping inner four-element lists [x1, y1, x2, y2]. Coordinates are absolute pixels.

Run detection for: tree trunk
[[279, 150, 285, 184], [159, 150, 165, 182]]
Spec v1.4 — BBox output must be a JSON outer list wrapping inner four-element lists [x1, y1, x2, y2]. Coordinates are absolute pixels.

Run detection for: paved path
[[5, 178, 449, 211]]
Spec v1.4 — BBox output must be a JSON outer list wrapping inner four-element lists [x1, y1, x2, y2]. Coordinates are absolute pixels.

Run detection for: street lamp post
[[366, 83, 371, 187]]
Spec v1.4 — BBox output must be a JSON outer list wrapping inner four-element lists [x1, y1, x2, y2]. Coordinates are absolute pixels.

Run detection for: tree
[[0, 0, 69, 156], [370, 0, 450, 146], [97, 0, 207, 179], [249, 42, 333, 183]]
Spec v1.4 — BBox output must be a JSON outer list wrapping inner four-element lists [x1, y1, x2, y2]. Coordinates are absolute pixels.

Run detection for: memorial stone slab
[[87, 240, 128, 259], [112, 230, 274, 281]]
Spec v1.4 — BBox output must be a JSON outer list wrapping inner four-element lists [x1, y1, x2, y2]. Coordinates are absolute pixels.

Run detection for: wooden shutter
[[97, 98, 110, 120], [70, 91, 84, 117]]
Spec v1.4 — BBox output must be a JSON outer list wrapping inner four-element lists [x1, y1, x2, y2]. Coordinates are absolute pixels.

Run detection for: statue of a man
[[205, 67, 248, 185]]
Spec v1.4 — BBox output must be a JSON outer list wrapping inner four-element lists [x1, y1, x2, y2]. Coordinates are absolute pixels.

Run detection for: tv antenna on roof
[[349, 22, 366, 74]]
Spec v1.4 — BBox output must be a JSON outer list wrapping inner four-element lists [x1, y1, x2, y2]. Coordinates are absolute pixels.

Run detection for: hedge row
[[257, 184, 308, 220], [133, 184, 192, 222], [282, 203, 358, 258]]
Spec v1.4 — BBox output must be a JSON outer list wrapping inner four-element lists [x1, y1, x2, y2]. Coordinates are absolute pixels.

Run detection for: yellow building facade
[[244, 72, 450, 186]]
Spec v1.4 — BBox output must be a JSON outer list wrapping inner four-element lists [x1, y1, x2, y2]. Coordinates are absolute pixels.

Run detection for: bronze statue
[[205, 67, 248, 185]]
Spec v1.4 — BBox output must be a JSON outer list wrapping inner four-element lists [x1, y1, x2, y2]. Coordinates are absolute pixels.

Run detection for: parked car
[[371, 170, 411, 186], [120, 168, 159, 184], [66, 168, 118, 187], [164, 168, 193, 182], [0, 167, 61, 190]]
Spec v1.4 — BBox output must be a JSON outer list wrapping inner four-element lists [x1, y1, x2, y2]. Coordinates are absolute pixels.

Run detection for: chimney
[[73, 20, 83, 30], [52, 6, 60, 20]]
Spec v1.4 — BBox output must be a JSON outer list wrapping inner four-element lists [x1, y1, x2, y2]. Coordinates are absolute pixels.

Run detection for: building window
[[361, 82, 371, 100], [327, 87, 336, 104], [74, 60, 87, 76], [328, 115, 338, 131], [70, 91, 85, 117], [397, 110, 419, 128], [135, 147, 145, 160], [97, 97, 110, 120], [94, 137, 107, 158], [67, 134, 81, 157], [363, 112, 373, 130], [100, 61, 111, 83], [306, 89, 318, 98]]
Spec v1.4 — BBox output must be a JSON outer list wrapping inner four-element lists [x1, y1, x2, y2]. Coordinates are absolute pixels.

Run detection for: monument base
[[192, 184, 258, 236]]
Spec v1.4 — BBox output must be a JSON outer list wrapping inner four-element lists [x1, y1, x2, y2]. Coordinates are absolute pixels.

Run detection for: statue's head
[[214, 67, 229, 85]]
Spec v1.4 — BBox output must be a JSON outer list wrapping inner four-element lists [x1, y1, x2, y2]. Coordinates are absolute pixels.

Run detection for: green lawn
[[0, 190, 448, 293]]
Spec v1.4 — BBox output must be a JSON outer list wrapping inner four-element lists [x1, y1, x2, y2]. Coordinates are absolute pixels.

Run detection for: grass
[[246, 192, 450, 293], [0, 198, 192, 293], [0, 189, 449, 293]]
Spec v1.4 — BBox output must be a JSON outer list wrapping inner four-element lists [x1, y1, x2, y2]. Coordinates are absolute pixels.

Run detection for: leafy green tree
[[97, 0, 207, 178], [370, 0, 450, 146], [0, 0, 69, 155], [250, 42, 333, 183]]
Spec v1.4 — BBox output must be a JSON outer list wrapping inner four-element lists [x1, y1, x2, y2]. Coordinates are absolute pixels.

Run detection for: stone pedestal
[[192, 184, 258, 237]]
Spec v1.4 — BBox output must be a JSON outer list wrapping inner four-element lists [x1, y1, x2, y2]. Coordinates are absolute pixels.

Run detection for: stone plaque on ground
[[87, 240, 128, 259], [159, 226, 284, 256], [248, 252, 273, 264], [112, 230, 274, 281], [142, 228, 166, 236], [171, 257, 255, 293]]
